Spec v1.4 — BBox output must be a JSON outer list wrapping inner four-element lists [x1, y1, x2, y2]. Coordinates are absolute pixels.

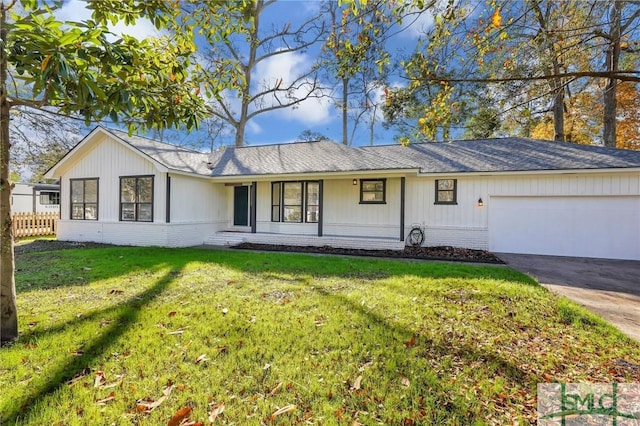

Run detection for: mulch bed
[[14, 239, 504, 264], [234, 242, 504, 264], [14, 240, 113, 255]]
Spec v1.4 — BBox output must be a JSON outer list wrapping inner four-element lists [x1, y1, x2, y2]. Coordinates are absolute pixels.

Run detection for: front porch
[[204, 231, 406, 251]]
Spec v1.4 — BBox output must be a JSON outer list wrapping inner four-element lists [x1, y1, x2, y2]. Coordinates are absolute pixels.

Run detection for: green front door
[[233, 186, 249, 226]]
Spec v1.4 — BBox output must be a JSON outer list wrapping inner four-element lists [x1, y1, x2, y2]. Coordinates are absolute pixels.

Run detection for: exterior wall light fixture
[[353, 178, 358, 185], [477, 197, 484, 207]]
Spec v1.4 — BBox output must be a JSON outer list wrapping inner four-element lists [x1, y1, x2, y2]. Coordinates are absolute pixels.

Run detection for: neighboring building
[[45, 126, 640, 260], [11, 182, 60, 214]]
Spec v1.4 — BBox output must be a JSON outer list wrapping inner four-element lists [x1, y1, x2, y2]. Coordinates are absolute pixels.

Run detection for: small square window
[[360, 179, 386, 204], [435, 179, 457, 205]]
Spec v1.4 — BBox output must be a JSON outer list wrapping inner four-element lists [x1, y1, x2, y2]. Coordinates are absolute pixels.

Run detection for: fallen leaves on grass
[[405, 336, 417, 349], [136, 385, 174, 413], [108, 289, 124, 295], [209, 402, 225, 422], [95, 391, 115, 405], [351, 375, 363, 391], [195, 354, 208, 364], [268, 382, 282, 397], [167, 406, 192, 426], [94, 371, 123, 389], [400, 376, 411, 387], [94, 371, 105, 388], [270, 404, 296, 421]]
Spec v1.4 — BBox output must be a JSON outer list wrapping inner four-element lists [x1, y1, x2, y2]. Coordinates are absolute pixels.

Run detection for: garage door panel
[[489, 196, 640, 260]]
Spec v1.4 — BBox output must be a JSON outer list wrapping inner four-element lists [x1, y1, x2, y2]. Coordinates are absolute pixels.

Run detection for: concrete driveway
[[498, 253, 640, 342]]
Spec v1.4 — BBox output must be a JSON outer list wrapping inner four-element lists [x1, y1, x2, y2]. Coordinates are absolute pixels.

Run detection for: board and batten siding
[[404, 171, 640, 250], [323, 178, 401, 239], [57, 133, 165, 222], [169, 174, 226, 225], [54, 133, 226, 247]]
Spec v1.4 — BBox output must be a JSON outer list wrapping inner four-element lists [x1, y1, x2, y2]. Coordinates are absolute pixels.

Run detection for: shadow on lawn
[[313, 286, 535, 416], [8, 246, 538, 422], [3, 265, 184, 424]]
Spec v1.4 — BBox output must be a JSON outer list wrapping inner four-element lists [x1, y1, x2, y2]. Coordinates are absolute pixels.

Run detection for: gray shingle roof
[[109, 129, 212, 175], [361, 138, 640, 173], [205, 140, 411, 176], [109, 127, 640, 177]]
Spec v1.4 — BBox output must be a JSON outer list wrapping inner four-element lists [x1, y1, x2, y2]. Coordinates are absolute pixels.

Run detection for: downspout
[[318, 180, 323, 237], [165, 174, 171, 223], [400, 177, 405, 242], [250, 182, 256, 233]]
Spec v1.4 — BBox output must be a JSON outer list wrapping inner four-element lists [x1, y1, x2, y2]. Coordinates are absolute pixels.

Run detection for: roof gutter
[[416, 167, 640, 177], [207, 168, 421, 183]]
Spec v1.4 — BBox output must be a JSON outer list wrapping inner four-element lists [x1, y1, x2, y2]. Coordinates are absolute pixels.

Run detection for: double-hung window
[[435, 179, 457, 204], [283, 182, 303, 222], [70, 178, 98, 220], [271, 181, 319, 223], [306, 182, 319, 222], [120, 176, 153, 222]]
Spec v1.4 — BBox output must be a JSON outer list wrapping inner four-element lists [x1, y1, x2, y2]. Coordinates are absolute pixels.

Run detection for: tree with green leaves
[[323, 0, 394, 145], [386, 0, 640, 145], [1, 0, 208, 343]]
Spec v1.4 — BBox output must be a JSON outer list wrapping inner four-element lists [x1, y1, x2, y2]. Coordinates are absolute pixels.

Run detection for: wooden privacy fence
[[12, 212, 58, 238]]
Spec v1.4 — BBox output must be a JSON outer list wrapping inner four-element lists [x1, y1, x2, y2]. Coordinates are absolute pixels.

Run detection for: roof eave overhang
[[416, 167, 640, 177], [207, 168, 420, 182]]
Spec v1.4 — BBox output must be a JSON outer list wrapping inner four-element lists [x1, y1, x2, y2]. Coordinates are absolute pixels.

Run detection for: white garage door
[[489, 196, 640, 260]]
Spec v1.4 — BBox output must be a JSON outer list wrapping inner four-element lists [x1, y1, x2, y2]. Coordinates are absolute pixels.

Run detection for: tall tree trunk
[[234, 0, 262, 147], [369, 104, 376, 146], [342, 77, 348, 145], [532, 1, 565, 142], [603, 0, 621, 148], [0, 2, 17, 344], [551, 75, 565, 142]]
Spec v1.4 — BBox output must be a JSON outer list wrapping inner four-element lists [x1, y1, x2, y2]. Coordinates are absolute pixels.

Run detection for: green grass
[[2, 246, 639, 425]]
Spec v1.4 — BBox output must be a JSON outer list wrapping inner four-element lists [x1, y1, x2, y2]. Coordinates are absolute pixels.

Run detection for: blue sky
[[55, 0, 432, 148]]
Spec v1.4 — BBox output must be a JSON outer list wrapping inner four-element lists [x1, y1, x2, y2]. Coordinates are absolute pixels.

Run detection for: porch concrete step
[[204, 232, 405, 251]]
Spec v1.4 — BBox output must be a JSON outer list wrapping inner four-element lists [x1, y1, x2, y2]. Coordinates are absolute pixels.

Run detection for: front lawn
[[2, 246, 638, 424]]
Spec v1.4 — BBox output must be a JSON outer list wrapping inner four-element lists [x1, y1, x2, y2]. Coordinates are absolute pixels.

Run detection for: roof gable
[[45, 127, 170, 178]]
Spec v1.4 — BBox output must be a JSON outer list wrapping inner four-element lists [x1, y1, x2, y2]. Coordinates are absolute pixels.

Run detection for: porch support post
[[400, 177, 405, 242], [58, 176, 62, 219], [318, 180, 323, 237], [250, 181, 257, 233], [165, 174, 171, 223]]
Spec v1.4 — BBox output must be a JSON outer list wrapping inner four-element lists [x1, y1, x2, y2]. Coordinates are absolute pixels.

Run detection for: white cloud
[[399, 9, 435, 38], [253, 50, 334, 125], [247, 120, 263, 135], [55, 0, 161, 40]]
